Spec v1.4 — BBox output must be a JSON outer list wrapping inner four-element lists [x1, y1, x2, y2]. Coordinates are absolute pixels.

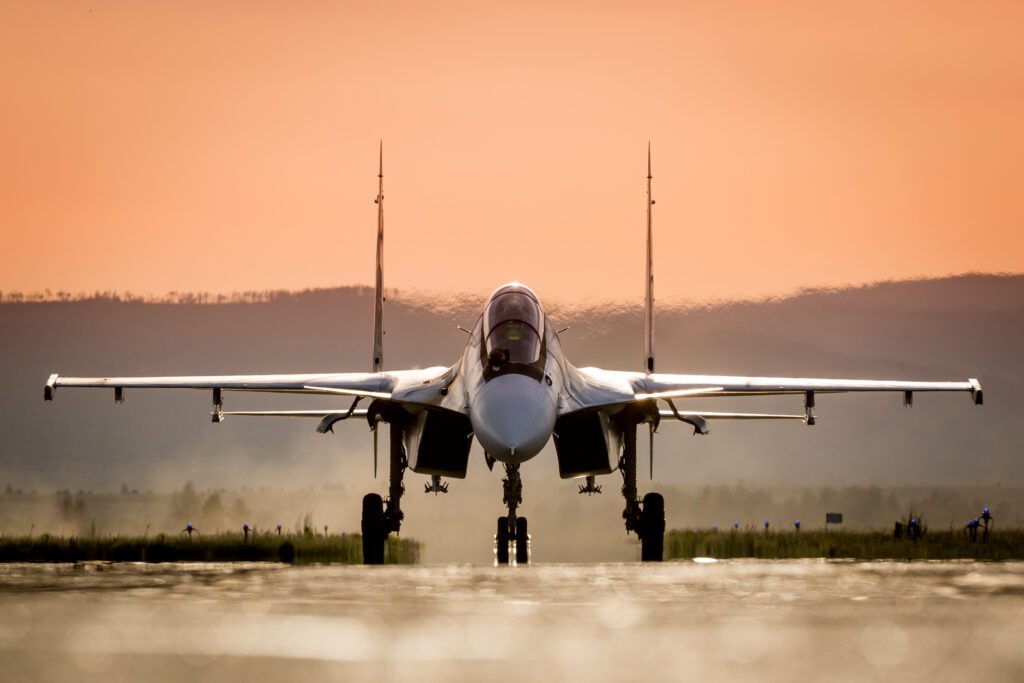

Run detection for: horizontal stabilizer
[[659, 410, 806, 421], [216, 409, 369, 419], [635, 387, 723, 401], [214, 408, 369, 434], [302, 385, 393, 400]]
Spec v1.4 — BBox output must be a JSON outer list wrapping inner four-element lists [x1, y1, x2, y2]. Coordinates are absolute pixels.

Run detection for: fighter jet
[[43, 145, 983, 564]]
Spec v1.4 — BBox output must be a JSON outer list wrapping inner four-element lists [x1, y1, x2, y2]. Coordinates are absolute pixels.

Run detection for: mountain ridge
[[1, 274, 1019, 559]]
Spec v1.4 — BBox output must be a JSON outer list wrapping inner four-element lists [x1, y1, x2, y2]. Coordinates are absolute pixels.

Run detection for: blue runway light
[[734, 521, 739, 529], [983, 509, 989, 514]]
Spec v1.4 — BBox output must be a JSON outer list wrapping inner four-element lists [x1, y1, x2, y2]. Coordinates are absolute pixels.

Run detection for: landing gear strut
[[361, 420, 407, 564], [496, 463, 529, 565], [619, 420, 664, 561]]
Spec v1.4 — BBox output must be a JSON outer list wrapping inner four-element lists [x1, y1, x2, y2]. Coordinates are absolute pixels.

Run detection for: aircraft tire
[[361, 493, 386, 565], [496, 517, 510, 565], [640, 492, 665, 562], [515, 517, 529, 565]]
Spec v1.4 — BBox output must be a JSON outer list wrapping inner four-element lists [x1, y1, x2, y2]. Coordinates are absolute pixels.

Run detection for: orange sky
[[2, 1, 1022, 303]]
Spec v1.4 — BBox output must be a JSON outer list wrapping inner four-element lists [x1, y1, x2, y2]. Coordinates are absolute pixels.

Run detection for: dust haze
[[1, 274, 1021, 562]]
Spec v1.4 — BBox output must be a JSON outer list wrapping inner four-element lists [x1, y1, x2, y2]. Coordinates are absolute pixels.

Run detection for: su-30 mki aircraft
[[44, 146, 983, 564]]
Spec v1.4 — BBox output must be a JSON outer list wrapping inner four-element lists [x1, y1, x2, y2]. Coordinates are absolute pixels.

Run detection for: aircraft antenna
[[644, 142, 655, 374], [372, 141, 384, 373]]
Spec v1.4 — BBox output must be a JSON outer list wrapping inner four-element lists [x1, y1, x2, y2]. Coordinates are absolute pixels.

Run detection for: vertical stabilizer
[[645, 144, 656, 478], [372, 142, 384, 373], [644, 143, 655, 374]]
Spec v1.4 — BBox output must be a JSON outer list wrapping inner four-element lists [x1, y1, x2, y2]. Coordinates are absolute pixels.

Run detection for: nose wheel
[[496, 517, 510, 564], [495, 463, 530, 565], [495, 515, 530, 565], [515, 517, 529, 564]]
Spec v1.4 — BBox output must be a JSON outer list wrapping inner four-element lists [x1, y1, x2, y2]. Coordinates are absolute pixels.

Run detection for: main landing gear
[[360, 417, 662, 564], [361, 420, 406, 564], [619, 421, 665, 561], [495, 463, 530, 565]]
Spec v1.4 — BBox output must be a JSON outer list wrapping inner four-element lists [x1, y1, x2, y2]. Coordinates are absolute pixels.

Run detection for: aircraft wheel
[[496, 517, 510, 565], [640, 492, 665, 562], [515, 517, 529, 565], [361, 493, 386, 565]]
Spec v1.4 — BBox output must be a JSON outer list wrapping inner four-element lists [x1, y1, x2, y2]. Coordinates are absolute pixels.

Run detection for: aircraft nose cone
[[471, 373, 556, 463]]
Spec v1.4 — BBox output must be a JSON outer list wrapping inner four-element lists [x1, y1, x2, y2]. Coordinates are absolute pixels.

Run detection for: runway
[[1, 560, 1022, 682]]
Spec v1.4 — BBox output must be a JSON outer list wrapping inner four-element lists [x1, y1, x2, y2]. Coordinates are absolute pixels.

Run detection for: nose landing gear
[[495, 515, 530, 565], [495, 464, 530, 565]]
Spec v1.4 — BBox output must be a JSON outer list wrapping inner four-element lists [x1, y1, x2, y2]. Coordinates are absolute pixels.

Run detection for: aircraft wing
[[44, 365, 466, 414], [563, 366, 983, 415]]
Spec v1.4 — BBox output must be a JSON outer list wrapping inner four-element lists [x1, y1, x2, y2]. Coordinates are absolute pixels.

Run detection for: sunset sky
[[2, 1, 1022, 303]]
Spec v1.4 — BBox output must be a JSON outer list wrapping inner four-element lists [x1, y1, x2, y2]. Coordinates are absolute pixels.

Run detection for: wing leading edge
[[564, 366, 982, 415], [45, 372, 394, 398], [44, 365, 466, 414]]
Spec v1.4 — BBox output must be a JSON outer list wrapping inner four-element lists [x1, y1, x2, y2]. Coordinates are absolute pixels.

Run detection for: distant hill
[[1, 274, 1020, 560]]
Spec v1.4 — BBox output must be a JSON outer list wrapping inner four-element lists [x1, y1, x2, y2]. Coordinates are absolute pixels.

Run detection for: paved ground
[[1, 560, 1023, 682]]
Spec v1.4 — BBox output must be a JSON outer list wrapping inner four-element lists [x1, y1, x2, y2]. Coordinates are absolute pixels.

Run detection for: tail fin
[[372, 141, 384, 373], [645, 143, 656, 478], [643, 142, 655, 374]]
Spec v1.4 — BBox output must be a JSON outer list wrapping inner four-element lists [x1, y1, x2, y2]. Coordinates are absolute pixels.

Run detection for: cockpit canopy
[[483, 285, 544, 366]]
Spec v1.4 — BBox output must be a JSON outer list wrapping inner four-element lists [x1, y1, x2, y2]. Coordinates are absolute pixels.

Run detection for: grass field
[[0, 533, 421, 564], [665, 528, 1024, 560]]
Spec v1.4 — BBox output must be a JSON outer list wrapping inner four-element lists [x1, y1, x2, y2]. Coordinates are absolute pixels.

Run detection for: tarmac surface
[[1, 559, 1023, 682]]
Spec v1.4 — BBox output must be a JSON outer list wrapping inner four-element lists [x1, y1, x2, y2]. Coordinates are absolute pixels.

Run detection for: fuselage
[[461, 283, 566, 464]]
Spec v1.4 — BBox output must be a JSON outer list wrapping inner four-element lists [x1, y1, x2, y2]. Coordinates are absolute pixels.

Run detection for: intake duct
[[552, 410, 615, 479]]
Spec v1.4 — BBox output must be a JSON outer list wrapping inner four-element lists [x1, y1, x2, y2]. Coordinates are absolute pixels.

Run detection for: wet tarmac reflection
[[1, 560, 1022, 682]]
